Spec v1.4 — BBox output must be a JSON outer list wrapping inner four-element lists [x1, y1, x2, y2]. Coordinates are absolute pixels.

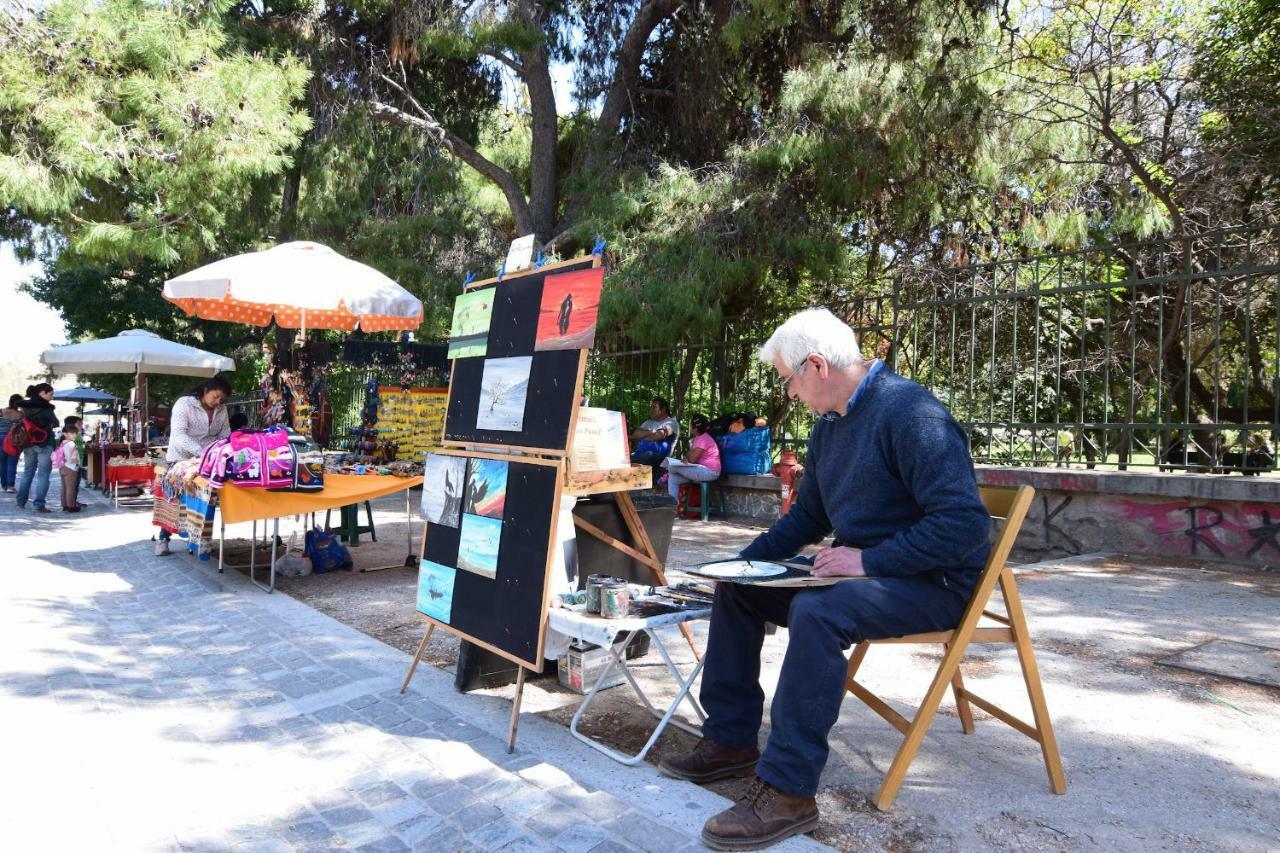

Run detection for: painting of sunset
[[463, 458, 508, 519], [534, 267, 603, 351]]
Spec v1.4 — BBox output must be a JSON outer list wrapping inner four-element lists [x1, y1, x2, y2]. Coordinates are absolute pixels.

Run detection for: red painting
[[535, 267, 604, 351]]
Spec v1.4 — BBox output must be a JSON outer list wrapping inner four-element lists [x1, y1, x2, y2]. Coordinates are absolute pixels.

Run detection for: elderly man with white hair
[[660, 308, 991, 850]]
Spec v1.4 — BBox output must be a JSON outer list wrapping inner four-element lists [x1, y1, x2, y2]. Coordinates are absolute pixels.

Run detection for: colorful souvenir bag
[[269, 433, 325, 493], [199, 427, 295, 489]]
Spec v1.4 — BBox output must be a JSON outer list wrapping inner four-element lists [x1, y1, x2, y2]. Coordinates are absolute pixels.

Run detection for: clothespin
[[462, 271, 476, 289], [497, 260, 507, 282], [591, 235, 606, 256], [533, 250, 545, 269]]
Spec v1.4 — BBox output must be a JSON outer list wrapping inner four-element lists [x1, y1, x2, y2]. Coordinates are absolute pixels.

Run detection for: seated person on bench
[[665, 413, 721, 501], [659, 308, 991, 851], [629, 396, 679, 472]]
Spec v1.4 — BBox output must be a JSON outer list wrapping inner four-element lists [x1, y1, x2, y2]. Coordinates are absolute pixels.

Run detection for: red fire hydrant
[[773, 451, 803, 517]]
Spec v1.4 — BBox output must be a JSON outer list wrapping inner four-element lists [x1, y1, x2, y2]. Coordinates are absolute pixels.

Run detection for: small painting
[[464, 458, 508, 519], [535, 267, 604, 351], [416, 559, 456, 622], [448, 288, 494, 359], [421, 454, 467, 528], [477, 355, 532, 432], [457, 513, 502, 579]]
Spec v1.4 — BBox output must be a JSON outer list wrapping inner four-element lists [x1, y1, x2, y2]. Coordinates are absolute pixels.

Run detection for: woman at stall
[[15, 383, 59, 513], [154, 374, 232, 556]]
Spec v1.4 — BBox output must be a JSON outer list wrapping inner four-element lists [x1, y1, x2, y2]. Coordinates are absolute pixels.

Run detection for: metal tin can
[[599, 580, 630, 619], [585, 574, 612, 613]]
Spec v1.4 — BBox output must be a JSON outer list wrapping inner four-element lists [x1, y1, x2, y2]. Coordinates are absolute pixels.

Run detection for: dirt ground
[[219, 491, 1280, 851]]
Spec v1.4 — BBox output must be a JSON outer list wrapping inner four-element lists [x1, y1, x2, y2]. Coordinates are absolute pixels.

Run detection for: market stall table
[[546, 603, 712, 766], [213, 473, 423, 593]]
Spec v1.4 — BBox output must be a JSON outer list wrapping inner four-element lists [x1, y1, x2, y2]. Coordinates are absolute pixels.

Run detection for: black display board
[[418, 450, 563, 669], [443, 256, 598, 455]]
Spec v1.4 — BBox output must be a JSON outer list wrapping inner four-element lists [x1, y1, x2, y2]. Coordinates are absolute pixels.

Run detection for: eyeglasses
[[779, 356, 810, 394]]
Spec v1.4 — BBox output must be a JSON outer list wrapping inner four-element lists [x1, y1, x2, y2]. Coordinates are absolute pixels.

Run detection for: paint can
[[585, 574, 612, 613], [599, 580, 630, 619]]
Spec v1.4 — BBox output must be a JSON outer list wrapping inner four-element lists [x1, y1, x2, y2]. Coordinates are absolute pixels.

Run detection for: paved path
[[0, 476, 824, 852]]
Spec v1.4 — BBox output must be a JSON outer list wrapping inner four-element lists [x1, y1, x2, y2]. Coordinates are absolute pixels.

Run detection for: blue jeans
[[16, 444, 53, 509], [1, 449, 17, 489], [699, 572, 971, 797]]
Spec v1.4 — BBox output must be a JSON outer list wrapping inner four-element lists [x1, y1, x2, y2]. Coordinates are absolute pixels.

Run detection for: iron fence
[[585, 222, 1280, 473]]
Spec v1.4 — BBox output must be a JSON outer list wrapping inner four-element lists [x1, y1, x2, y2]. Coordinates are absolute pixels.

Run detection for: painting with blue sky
[[457, 513, 502, 579], [464, 458, 508, 519], [416, 559, 456, 623]]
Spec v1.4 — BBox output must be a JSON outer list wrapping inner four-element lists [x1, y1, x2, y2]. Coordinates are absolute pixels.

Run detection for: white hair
[[758, 308, 862, 370]]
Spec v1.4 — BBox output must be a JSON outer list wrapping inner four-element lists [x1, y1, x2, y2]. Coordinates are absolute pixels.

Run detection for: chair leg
[[365, 501, 377, 542], [845, 641, 870, 687], [873, 644, 969, 810], [699, 483, 709, 521], [944, 642, 975, 734], [999, 571, 1067, 794]]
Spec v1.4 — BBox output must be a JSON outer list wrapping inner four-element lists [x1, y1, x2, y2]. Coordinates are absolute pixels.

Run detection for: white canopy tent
[[40, 329, 234, 377], [41, 330, 235, 442]]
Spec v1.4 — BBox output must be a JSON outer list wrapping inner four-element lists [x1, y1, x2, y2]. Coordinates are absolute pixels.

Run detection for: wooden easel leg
[[508, 666, 528, 754], [845, 641, 870, 688], [614, 492, 701, 660], [400, 624, 435, 694]]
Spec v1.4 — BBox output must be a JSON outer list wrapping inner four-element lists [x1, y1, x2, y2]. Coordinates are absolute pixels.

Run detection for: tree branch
[[371, 87, 532, 236]]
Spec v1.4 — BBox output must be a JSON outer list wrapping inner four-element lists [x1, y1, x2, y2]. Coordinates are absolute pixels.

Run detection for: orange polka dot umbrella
[[163, 242, 423, 335]]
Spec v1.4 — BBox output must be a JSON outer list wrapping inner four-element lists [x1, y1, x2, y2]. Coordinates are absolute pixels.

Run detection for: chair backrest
[[978, 485, 1034, 570], [950, 485, 1035, 627]]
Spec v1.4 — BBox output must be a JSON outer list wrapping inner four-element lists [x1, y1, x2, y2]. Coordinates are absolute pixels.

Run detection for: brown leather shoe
[[658, 738, 759, 783], [701, 777, 819, 851]]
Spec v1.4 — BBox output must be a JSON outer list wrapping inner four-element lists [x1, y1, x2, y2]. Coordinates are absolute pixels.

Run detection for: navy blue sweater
[[740, 366, 990, 589]]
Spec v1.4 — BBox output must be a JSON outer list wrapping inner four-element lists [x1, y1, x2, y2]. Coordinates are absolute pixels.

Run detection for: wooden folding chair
[[845, 484, 1067, 810]]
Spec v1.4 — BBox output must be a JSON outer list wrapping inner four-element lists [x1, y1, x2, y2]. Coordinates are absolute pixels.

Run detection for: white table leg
[[568, 628, 708, 765]]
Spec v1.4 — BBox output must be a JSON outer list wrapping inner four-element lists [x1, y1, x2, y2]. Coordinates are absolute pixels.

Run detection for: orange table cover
[[215, 474, 423, 525]]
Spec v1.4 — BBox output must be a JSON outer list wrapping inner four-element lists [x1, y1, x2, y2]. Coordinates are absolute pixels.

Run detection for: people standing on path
[[154, 374, 231, 556], [55, 423, 82, 513], [658, 309, 990, 851], [665, 414, 721, 502], [15, 383, 60, 513], [0, 393, 22, 492]]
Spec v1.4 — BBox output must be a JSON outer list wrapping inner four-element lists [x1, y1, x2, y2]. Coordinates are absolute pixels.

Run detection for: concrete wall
[[711, 465, 1280, 569], [976, 465, 1280, 568]]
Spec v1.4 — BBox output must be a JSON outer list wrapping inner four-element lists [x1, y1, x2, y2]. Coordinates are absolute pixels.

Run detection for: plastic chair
[[844, 485, 1066, 809], [676, 480, 725, 521]]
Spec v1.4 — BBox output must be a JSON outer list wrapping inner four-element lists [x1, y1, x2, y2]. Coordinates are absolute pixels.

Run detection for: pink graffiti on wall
[[1113, 499, 1280, 559]]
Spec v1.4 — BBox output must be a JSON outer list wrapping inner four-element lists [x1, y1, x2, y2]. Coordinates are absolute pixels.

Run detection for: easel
[[564, 467, 701, 661], [400, 251, 698, 754]]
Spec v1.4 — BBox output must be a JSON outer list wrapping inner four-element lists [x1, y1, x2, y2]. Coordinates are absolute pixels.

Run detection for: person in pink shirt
[[667, 413, 721, 500]]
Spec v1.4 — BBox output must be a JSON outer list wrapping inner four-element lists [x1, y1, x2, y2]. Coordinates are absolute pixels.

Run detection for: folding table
[[546, 604, 712, 765]]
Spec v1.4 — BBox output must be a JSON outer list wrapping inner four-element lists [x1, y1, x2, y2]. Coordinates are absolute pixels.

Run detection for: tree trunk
[[521, 8, 558, 243]]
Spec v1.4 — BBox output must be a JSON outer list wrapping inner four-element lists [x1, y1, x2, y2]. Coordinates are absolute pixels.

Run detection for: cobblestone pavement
[[0, 476, 825, 852]]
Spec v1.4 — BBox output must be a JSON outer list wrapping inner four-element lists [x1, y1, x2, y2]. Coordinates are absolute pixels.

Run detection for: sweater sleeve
[[168, 399, 207, 461], [860, 415, 992, 577], [738, 432, 833, 560]]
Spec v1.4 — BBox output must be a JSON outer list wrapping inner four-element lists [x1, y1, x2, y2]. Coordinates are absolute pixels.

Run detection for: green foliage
[[0, 0, 310, 265]]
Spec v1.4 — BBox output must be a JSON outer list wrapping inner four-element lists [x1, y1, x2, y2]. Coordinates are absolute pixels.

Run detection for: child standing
[[54, 424, 82, 512]]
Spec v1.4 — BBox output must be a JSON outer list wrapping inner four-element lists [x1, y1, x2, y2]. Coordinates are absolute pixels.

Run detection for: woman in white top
[[155, 374, 232, 556]]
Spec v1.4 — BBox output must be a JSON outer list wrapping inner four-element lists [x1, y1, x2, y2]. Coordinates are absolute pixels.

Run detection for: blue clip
[[533, 250, 545, 269], [462, 271, 476, 288], [497, 260, 507, 282], [591, 235, 606, 256]]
